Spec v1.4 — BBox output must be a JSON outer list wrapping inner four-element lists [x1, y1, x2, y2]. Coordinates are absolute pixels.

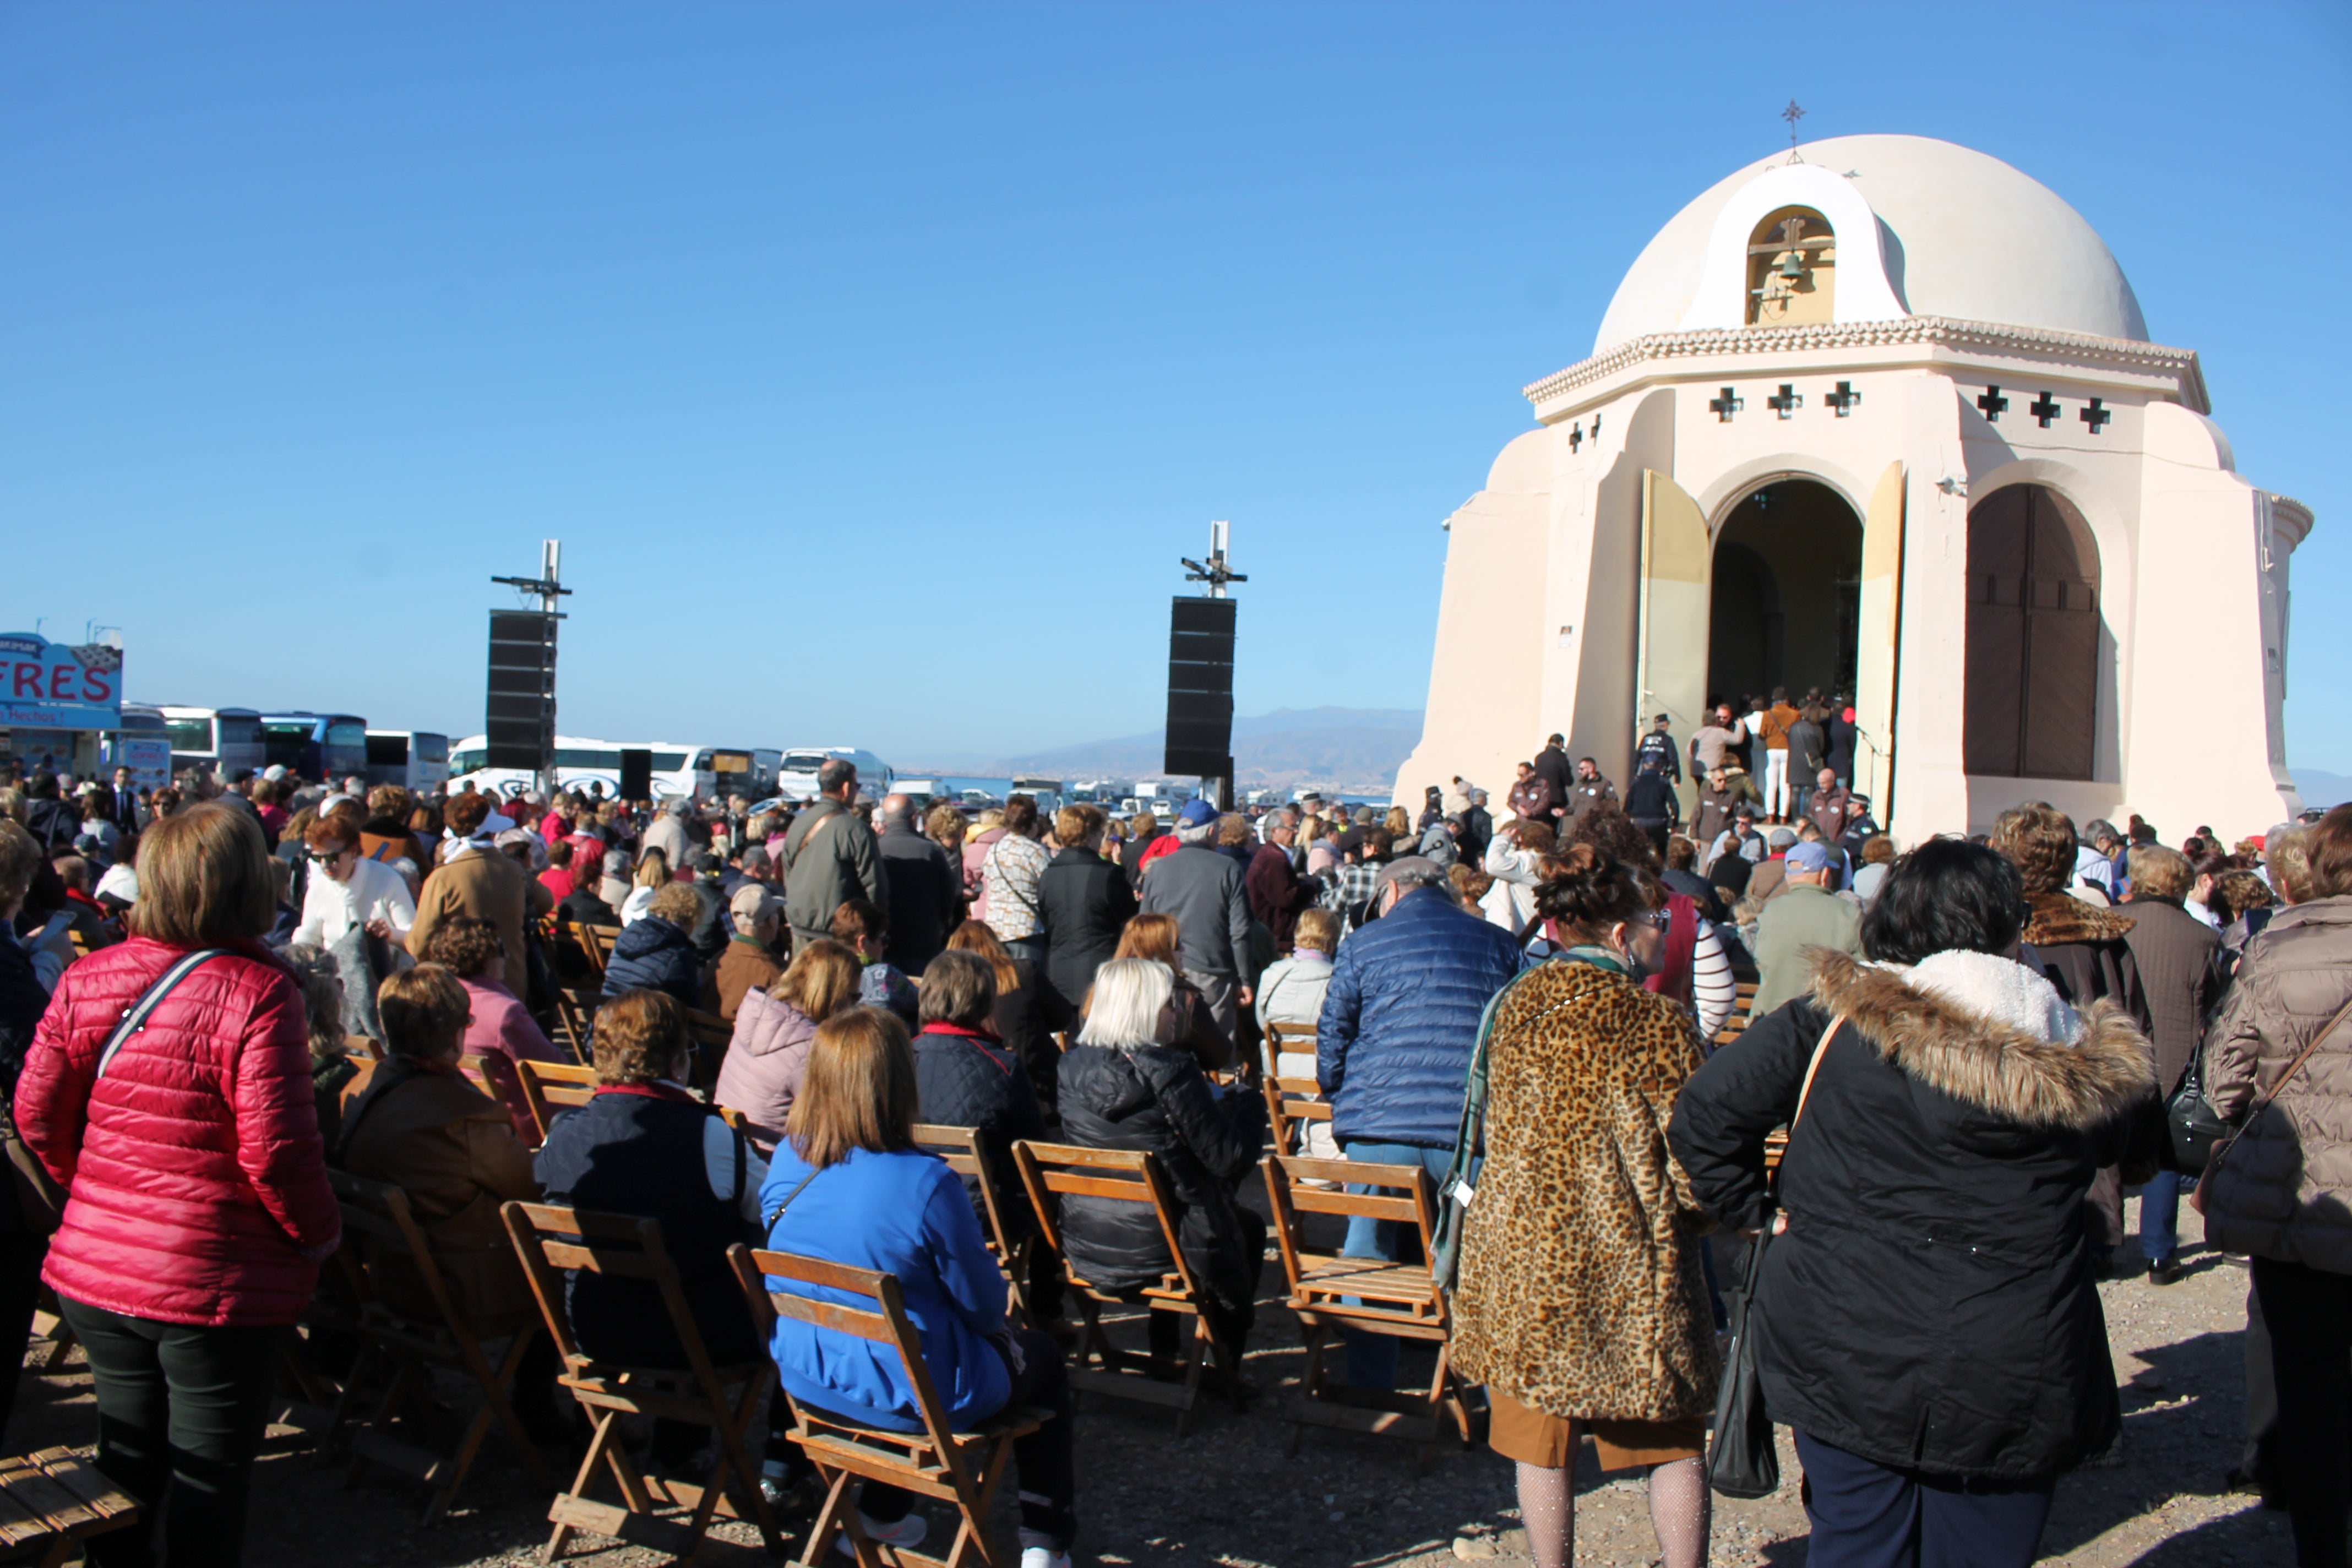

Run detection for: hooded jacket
[[1669, 948, 2154, 1480], [2200, 896, 2352, 1273], [18, 937, 342, 1326], [713, 986, 821, 1150], [599, 916, 703, 1009], [1055, 1042, 1265, 1312]]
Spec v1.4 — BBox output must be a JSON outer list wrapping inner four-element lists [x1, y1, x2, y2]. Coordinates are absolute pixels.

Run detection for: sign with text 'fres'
[[0, 634, 123, 729]]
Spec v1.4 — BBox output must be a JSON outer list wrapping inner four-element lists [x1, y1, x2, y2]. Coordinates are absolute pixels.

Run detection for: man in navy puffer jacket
[[1317, 857, 1526, 1388]]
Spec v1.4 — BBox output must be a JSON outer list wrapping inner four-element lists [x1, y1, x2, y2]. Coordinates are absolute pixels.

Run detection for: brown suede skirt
[[1487, 1389, 1706, 1472]]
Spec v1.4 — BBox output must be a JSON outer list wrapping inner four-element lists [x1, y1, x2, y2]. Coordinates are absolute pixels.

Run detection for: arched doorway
[[1708, 480, 1863, 707], [1964, 483, 2100, 780]]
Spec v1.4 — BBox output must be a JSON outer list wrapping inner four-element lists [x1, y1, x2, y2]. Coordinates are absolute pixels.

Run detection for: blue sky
[[4, 3, 2349, 774]]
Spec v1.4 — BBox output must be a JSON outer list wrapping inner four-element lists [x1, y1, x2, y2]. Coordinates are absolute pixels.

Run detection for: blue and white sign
[[0, 634, 123, 729]]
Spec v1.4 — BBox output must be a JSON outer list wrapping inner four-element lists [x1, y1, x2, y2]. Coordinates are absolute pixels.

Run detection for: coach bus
[[771, 747, 895, 802], [362, 729, 452, 792], [258, 712, 370, 783], [156, 705, 264, 781], [446, 736, 767, 803]]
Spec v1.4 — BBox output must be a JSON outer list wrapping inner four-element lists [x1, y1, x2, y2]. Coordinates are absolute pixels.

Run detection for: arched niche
[[1707, 479, 1862, 705], [1747, 206, 1835, 327], [1963, 483, 2101, 780]]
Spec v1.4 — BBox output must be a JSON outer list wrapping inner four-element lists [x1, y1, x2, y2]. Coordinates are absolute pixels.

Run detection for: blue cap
[[1177, 798, 1219, 827], [1786, 841, 1834, 874]]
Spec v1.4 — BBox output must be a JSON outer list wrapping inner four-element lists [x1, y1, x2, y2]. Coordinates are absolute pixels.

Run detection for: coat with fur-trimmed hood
[[1669, 947, 2156, 1480]]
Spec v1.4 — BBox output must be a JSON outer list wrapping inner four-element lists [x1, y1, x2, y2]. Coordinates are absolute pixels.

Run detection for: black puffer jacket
[[1669, 949, 2154, 1480], [1037, 847, 1136, 1012], [1056, 1043, 1265, 1313], [601, 917, 703, 1009], [912, 1023, 1046, 1237]]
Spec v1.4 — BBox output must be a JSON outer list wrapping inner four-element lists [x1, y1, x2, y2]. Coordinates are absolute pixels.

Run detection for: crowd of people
[[0, 736, 2348, 1568]]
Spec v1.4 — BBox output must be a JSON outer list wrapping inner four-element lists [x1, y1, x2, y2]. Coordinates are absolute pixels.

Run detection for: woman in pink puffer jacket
[[18, 803, 339, 1568], [712, 938, 862, 1150]]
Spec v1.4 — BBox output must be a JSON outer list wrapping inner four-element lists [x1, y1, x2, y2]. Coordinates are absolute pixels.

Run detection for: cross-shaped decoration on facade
[[2028, 391, 2062, 428], [1709, 387, 1744, 422], [1977, 385, 2009, 422], [1589, 413, 1603, 440], [1567, 422, 1583, 453], [1825, 381, 1861, 417], [1766, 384, 1801, 418], [2079, 397, 2111, 434]]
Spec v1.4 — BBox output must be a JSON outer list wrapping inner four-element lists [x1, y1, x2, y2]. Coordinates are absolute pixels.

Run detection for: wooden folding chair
[[731, 1245, 1053, 1568], [516, 1059, 600, 1146], [1711, 979, 1760, 1049], [548, 987, 598, 1065], [502, 1202, 783, 1562], [0, 1446, 139, 1566], [686, 1010, 732, 1090], [351, 1033, 386, 1063], [577, 923, 622, 976], [1011, 1141, 1243, 1435], [1261, 1020, 1317, 1077], [913, 1125, 1038, 1327], [457, 1053, 499, 1099], [323, 1171, 553, 1521], [1262, 1153, 1467, 1469], [1261, 1075, 1332, 1160]]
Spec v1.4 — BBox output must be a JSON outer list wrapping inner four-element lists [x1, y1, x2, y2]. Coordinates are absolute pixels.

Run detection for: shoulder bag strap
[[2241, 992, 2352, 1128], [1792, 1017, 1843, 1130], [95, 949, 231, 1081], [763, 1164, 821, 1234]]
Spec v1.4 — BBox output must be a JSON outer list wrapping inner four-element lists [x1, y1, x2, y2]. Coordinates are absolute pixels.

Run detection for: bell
[[1777, 251, 1805, 280]]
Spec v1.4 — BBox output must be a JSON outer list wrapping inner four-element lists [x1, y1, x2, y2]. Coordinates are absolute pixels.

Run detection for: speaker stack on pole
[[1166, 521, 1246, 811], [486, 541, 571, 796]]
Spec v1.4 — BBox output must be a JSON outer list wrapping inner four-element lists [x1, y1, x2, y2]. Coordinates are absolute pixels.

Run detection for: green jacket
[[1750, 883, 1864, 1017], [781, 798, 887, 944]]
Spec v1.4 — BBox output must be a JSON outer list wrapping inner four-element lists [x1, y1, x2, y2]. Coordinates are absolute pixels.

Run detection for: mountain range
[[911, 706, 1426, 793]]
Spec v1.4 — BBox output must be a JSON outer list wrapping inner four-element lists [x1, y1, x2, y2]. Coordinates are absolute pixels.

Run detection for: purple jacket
[[715, 986, 821, 1150]]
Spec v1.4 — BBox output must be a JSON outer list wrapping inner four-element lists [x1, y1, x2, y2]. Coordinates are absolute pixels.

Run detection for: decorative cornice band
[[1522, 316, 2208, 413]]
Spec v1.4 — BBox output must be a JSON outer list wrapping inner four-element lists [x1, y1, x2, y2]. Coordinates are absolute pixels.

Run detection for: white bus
[[771, 747, 895, 803], [157, 705, 264, 781], [446, 736, 768, 803], [363, 730, 451, 792]]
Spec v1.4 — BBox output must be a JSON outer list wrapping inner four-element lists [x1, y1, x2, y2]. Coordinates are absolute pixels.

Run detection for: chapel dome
[[1591, 134, 2148, 355]]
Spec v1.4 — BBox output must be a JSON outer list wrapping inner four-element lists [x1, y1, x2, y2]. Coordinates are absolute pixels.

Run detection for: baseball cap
[[261, 765, 286, 781], [1786, 841, 1835, 874], [1177, 798, 1219, 828], [729, 883, 778, 926], [1766, 826, 1799, 850]]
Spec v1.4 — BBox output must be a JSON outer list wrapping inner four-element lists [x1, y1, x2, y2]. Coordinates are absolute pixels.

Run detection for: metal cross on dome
[[2028, 391, 2062, 428], [1782, 100, 1806, 161]]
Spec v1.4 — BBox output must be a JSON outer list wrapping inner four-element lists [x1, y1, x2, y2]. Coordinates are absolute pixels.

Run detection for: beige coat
[[406, 848, 554, 999], [2202, 896, 2352, 1273]]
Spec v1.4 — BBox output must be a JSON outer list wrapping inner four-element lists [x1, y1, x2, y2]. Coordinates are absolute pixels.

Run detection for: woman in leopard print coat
[[1450, 846, 1717, 1568]]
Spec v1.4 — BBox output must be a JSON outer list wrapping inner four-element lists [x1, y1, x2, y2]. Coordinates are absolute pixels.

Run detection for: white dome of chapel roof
[[1591, 134, 2149, 355]]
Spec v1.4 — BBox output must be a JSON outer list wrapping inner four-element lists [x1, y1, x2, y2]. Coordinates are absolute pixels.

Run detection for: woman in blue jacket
[[759, 1007, 1076, 1568]]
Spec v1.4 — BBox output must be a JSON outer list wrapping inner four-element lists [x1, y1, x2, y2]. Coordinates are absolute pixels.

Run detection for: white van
[[772, 748, 895, 802]]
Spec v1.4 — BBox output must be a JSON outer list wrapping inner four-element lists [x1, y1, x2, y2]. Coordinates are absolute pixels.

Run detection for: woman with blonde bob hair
[[1057, 958, 1266, 1379], [761, 1008, 1080, 1566], [18, 802, 340, 1565]]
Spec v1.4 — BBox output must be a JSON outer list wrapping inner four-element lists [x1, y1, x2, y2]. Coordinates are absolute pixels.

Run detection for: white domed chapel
[[1395, 133, 2311, 840]]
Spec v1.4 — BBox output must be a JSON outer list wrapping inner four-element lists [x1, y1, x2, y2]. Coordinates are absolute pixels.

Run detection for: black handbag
[[2164, 1050, 2230, 1175], [1705, 1017, 1842, 1500]]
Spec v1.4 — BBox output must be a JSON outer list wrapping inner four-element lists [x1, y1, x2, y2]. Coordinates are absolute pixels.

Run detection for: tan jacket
[[406, 848, 554, 999], [339, 1065, 542, 1332], [2202, 897, 2352, 1273], [1452, 960, 1717, 1422]]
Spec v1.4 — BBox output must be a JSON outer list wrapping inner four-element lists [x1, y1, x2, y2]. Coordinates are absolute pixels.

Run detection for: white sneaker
[[835, 1510, 928, 1558], [1020, 1551, 1071, 1568]]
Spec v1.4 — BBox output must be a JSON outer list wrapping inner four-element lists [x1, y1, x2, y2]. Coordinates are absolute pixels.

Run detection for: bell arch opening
[[1964, 483, 2102, 781], [1746, 206, 1836, 327], [1707, 480, 1863, 709]]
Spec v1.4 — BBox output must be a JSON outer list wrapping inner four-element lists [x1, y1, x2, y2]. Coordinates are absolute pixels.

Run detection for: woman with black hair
[[1668, 838, 2157, 1568]]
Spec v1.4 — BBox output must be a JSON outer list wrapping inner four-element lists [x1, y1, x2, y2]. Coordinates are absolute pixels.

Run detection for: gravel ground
[[6, 1193, 2297, 1567]]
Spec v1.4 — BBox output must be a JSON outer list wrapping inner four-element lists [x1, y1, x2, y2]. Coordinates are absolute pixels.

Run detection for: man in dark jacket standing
[[1244, 815, 1319, 959], [1138, 799, 1256, 1038], [1038, 804, 1137, 1012], [780, 759, 886, 953], [1317, 858, 1526, 1388], [1505, 763, 1552, 823], [1623, 756, 1679, 858], [1565, 759, 1618, 824], [876, 793, 959, 978], [1531, 735, 1573, 825], [1634, 713, 1682, 787], [2121, 844, 2222, 1284]]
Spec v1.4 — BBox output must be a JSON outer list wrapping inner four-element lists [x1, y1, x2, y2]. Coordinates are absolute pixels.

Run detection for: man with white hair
[[1138, 798, 1256, 1038]]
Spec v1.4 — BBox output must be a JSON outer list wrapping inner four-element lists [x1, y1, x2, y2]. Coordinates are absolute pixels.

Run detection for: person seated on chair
[[1251, 907, 1341, 1159], [600, 883, 705, 1009], [421, 915, 570, 1146], [1093, 913, 1231, 1072], [336, 965, 565, 1436], [910, 948, 1047, 1242], [716, 938, 863, 1153], [1057, 957, 1266, 1379], [761, 1006, 1079, 1568], [534, 989, 769, 1372]]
